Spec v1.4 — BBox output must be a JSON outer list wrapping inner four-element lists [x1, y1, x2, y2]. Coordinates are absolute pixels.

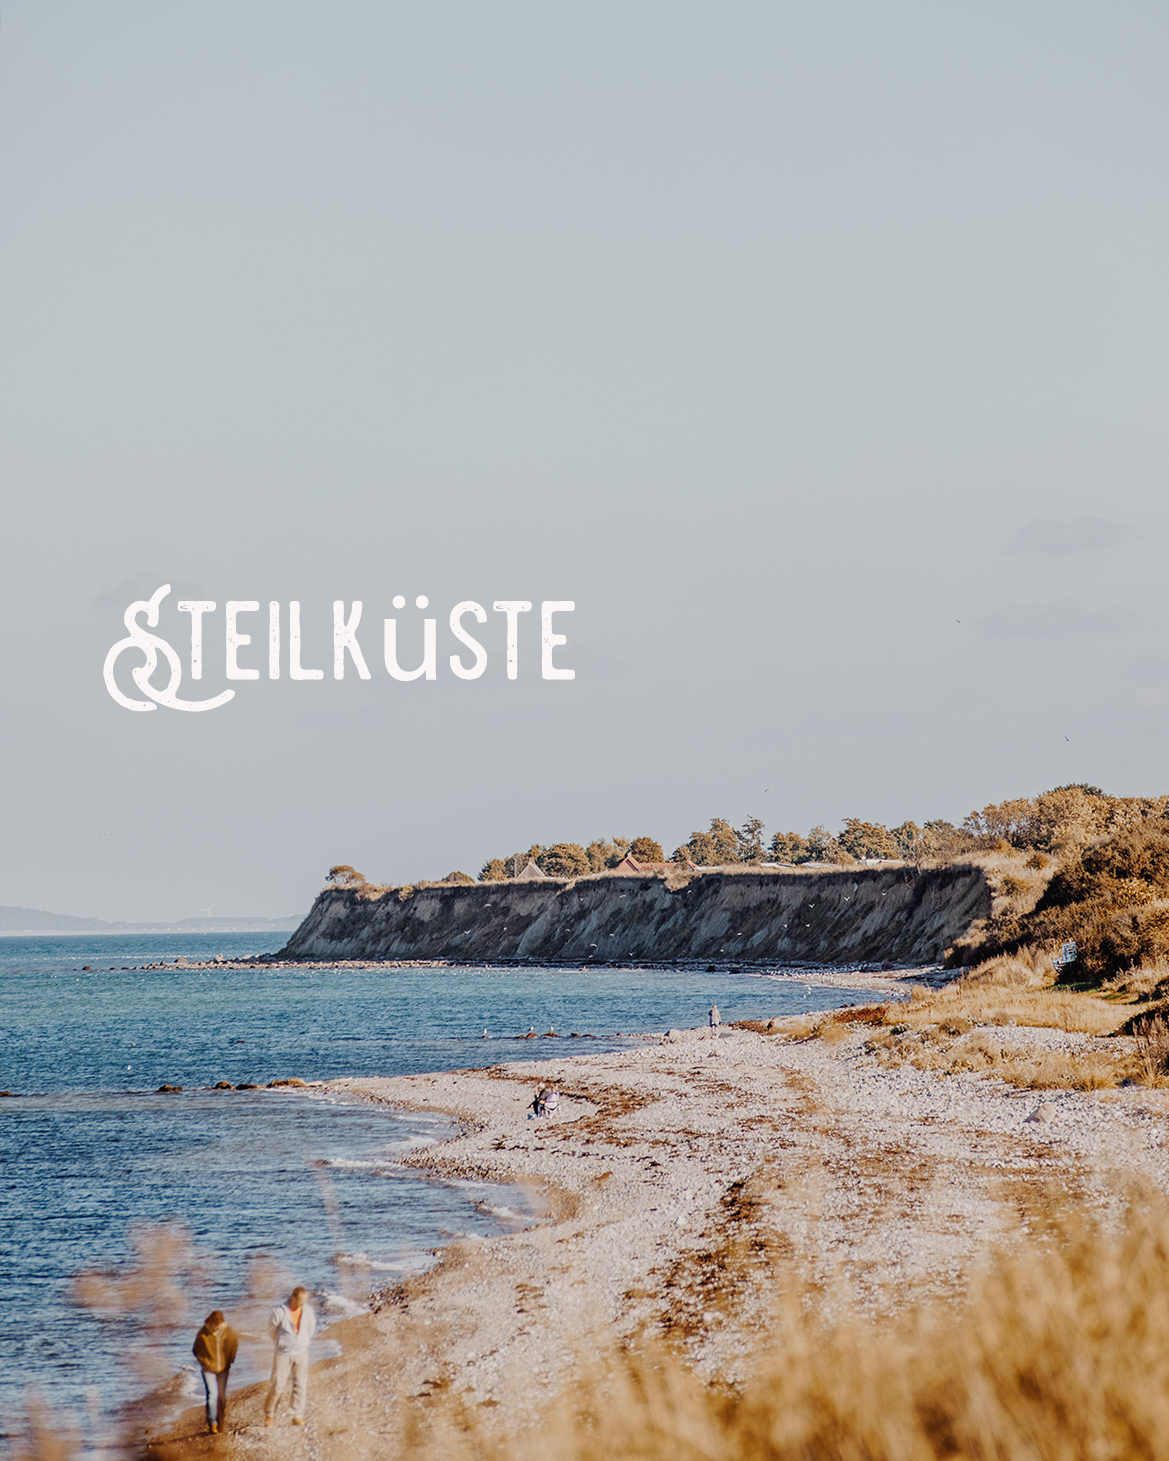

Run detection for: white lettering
[[333, 601, 371, 680], [103, 585, 234, 712], [104, 589, 577, 709], [225, 602, 260, 681], [268, 602, 280, 680], [492, 601, 532, 680], [289, 602, 324, 680], [449, 601, 488, 680], [384, 616, 436, 680], [176, 601, 215, 680], [541, 601, 575, 680]]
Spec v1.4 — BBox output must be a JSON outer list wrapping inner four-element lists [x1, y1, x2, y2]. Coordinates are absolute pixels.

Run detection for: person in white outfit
[[264, 1286, 316, 1427], [709, 1004, 721, 1031]]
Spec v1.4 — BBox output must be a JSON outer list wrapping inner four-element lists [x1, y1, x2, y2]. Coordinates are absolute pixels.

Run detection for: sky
[[1, 1, 1167, 921]]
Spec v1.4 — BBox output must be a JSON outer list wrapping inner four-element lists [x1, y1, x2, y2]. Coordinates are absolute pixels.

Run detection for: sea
[[0, 932, 883, 1449]]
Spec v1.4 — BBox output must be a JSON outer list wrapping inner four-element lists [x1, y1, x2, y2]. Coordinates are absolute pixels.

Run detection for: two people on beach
[[530, 1085, 559, 1118], [193, 1311, 238, 1435], [192, 1286, 316, 1435]]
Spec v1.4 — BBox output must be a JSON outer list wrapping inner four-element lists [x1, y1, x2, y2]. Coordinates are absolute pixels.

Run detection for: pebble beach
[[148, 1010, 1169, 1459]]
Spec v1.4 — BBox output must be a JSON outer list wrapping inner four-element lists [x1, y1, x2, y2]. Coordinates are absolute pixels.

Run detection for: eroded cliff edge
[[277, 864, 991, 966]]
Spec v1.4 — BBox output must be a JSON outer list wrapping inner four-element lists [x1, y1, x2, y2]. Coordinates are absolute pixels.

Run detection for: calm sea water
[[1, 931, 880, 1442]]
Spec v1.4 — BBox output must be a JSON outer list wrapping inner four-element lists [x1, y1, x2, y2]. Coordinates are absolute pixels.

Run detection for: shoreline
[[99, 956, 947, 993], [147, 1012, 1169, 1459]]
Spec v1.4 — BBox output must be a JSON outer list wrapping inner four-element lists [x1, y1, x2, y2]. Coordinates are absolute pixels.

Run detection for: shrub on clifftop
[[951, 818, 1169, 981]]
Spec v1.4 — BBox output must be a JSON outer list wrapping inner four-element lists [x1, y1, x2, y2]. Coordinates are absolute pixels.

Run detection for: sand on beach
[[147, 1017, 1169, 1459]]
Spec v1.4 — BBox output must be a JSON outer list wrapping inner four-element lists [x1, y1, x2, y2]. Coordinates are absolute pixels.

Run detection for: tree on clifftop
[[628, 836, 664, 863], [538, 842, 591, 878], [479, 858, 508, 882], [326, 865, 367, 888], [586, 837, 629, 871], [735, 817, 765, 862], [769, 831, 812, 864], [806, 827, 854, 864], [837, 819, 899, 861], [674, 818, 740, 866]]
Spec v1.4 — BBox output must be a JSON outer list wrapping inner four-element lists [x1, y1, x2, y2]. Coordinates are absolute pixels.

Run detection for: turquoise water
[[1, 932, 880, 1439]]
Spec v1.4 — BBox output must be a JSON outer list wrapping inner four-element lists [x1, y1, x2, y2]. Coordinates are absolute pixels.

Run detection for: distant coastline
[[0, 907, 301, 937]]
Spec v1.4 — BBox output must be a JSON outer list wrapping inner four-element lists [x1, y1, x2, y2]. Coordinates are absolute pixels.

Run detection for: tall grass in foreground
[[17, 1199, 1169, 1459], [444, 1193, 1169, 1461]]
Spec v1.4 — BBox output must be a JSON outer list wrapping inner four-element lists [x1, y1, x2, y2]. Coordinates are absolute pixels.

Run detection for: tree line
[[479, 836, 666, 881], [476, 816, 972, 881], [327, 786, 1163, 892]]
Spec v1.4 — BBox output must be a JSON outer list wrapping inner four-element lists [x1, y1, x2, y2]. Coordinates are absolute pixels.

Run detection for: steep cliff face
[[278, 864, 991, 966]]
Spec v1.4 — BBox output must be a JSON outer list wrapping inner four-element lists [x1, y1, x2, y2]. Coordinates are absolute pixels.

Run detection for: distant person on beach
[[531, 1086, 548, 1117], [710, 1004, 721, 1032], [192, 1310, 238, 1435], [264, 1286, 317, 1428]]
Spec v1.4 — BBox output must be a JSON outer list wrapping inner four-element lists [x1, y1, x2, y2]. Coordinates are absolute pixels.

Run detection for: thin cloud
[[1005, 518, 1133, 554], [974, 597, 1136, 637]]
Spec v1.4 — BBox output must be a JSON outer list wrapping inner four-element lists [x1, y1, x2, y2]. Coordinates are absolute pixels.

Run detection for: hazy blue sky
[[2, 2, 1167, 920]]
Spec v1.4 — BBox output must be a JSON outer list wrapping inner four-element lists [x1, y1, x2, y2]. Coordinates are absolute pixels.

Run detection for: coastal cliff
[[277, 864, 991, 966]]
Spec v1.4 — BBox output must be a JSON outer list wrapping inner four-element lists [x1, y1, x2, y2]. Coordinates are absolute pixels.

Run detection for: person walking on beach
[[192, 1310, 238, 1435], [264, 1286, 316, 1428], [709, 1004, 721, 1033]]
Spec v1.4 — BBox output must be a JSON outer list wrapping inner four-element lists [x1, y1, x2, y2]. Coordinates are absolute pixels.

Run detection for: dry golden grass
[[435, 1191, 1169, 1461], [1102, 954, 1169, 1001], [964, 848, 1055, 922], [956, 947, 1055, 988], [890, 979, 1126, 1036], [866, 1028, 1132, 1090], [780, 964, 1138, 1089], [1130, 1014, 1169, 1089]]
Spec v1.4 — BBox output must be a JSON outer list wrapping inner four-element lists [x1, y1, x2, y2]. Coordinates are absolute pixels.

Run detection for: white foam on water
[[320, 1290, 369, 1317]]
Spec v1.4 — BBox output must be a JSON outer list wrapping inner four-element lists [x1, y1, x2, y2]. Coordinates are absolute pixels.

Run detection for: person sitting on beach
[[264, 1286, 317, 1428], [192, 1309, 238, 1435], [531, 1086, 549, 1117]]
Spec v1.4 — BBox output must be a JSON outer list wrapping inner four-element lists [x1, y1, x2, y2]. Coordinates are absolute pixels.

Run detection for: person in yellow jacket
[[192, 1310, 239, 1435]]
